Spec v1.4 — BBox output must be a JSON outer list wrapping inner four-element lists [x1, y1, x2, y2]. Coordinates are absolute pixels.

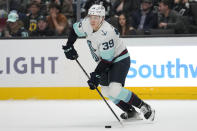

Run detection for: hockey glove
[[87, 72, 101, 90], [62, 45, 78, 60]]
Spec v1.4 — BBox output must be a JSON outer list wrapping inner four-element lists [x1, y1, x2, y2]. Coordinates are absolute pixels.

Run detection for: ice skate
[[120, 107, 142, 121], [140, 102, 155, 121]]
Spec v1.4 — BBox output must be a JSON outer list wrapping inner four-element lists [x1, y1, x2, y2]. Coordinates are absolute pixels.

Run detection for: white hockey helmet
[[88, 4, 105, 17]]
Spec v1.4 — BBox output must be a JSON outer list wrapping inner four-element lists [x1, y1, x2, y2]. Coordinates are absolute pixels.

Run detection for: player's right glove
[[87, 72, 101, 90], [62, 45, 78, 60]]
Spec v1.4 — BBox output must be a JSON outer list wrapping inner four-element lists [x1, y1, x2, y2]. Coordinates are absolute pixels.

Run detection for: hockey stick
[[75, 59, 123, 127]]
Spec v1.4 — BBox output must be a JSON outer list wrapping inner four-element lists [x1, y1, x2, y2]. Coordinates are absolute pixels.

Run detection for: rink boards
[[0, 37, 197, 100]]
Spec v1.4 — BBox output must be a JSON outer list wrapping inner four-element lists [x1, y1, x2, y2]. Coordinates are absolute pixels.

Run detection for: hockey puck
[[105, 125, 112, 128]]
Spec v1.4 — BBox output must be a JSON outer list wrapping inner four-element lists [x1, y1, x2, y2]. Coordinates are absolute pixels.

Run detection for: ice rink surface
[[0, 100, 196, 131]]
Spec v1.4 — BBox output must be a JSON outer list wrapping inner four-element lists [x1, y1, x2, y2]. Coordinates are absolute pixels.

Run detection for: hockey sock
[[108, 96, 131, 112], [116, 100, 132, 112], [127, 92, 144, 108], [112, 88, 144, 109]]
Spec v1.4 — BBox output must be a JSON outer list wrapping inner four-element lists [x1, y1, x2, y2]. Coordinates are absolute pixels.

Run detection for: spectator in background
[[152, 0, 160, 6], [9, 0, 28, 13], [173, 0, 191, 16], [173, 0, 193, 33], [4, 11, 29, 38], [110, 0, 140, 17], [9, 0, 21, 11], [50, 0, 61, 5], [107, 16, 119, 29], [131, 0, 158, 31], [49, 0, 73, 20], [30, 0, 48, 15], [0, 19, 6, 37], [118, 13, 136, 36], [0, 9, 7, 37], [61, 0, 74, 27], [47, 3, 69, 36], [158, 0, 185, 33], [31, 15, 55, 37], [61, 0, 73, 17], [25, 3, 41, 33], [0, 0, 7, 11]]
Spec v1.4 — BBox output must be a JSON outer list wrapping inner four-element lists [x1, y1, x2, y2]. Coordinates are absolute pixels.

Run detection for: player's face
[[89, 15, 102, 30]]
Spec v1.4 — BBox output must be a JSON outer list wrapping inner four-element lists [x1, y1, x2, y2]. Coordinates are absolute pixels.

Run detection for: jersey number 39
[[102, 39, 114, 50]]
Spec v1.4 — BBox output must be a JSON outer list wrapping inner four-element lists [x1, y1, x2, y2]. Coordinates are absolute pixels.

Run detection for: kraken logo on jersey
[[87, 40, 99, 62], [101, 30, 107, 36], [79, 22, 82, 28]]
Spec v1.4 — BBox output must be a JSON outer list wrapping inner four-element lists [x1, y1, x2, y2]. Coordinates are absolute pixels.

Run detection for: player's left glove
[[62, 45, 78, 60], [87, 72, 101, 90]]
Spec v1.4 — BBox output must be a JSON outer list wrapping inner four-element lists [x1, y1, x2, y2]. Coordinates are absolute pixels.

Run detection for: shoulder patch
[[78, 22, 82, 28]]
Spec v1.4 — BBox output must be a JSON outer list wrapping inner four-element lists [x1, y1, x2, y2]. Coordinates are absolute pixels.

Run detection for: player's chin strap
[[95, 17, 104, 31], [98, 17, 104, 27], [75, 59, 124, 127]]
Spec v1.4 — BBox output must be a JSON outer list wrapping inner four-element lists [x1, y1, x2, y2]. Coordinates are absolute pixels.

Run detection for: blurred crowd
[[0, 0, 197, 38]]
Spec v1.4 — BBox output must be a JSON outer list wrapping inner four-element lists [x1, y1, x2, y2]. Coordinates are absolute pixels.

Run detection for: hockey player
[[62, 4, 155, 121]]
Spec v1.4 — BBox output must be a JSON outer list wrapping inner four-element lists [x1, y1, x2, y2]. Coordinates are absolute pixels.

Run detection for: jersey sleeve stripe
[[101, 58, 113, 64], [113, 53, 130, 63]]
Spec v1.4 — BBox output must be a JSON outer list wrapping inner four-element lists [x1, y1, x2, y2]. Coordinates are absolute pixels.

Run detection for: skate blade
[[123, 113, 143, 122]]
